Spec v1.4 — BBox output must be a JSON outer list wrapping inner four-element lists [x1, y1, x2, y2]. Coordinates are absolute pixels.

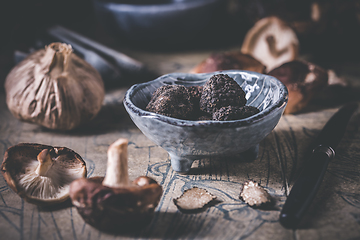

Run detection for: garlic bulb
[[5, 42, 105, 130]]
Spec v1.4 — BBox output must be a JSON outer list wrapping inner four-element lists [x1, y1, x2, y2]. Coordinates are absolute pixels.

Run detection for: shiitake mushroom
[[268, 60, 328, 114], [1, 143, 87, 205], [69, 138, 163, 233], [241, 16, 299, 72]]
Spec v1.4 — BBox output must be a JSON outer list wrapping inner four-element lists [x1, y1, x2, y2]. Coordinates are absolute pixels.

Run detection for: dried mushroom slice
[[173, 187, 216, 212], [1, 143, 86, 205], [240, 180, 272, 207]]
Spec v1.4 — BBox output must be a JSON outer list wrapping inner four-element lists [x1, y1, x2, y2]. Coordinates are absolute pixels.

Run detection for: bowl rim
[[123, 70, 288, 127]]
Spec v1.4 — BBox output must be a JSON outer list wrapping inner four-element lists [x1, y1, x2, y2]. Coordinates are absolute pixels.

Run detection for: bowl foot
[[169, 144, 259, 173], [170, 154, 194, 174]]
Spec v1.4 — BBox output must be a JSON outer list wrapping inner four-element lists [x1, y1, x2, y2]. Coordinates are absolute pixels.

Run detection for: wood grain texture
[[1, 52, 360, 240]]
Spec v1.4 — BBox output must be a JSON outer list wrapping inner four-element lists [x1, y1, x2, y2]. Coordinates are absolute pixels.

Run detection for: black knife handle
[[279, 145, 335, 229]]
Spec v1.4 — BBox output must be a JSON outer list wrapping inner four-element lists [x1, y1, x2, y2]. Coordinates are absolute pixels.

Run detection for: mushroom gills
[[19, 150, 85, 199]]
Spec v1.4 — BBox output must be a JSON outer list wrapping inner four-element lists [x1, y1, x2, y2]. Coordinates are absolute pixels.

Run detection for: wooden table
[[1, 36, 360, 240]]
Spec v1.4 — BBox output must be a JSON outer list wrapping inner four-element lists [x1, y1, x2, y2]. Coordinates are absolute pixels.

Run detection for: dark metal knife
[[279, 102, 358, 229]]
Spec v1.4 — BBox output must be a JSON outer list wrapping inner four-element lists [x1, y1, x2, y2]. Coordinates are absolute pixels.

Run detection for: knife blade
[[279, 102, 358, 229]]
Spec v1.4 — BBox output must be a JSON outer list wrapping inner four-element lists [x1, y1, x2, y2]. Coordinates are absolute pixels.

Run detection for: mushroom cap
[[268, 60, 328, 114], [1, 143, 87, 205], [241, 16, 299, 72], [69, 176, 162, 233], [190, 52, 265, 74]]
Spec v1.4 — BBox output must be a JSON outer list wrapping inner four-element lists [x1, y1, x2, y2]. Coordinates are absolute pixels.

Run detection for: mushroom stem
[[35, 149, 53, 176], [102, 138, 129, 188]]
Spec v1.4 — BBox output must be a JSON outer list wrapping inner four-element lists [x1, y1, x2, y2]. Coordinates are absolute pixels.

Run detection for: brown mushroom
[[241, 16, 299, 72], [1, 143, 87, 205], [268, 60, 328, 114], [69, 138, 163, 233], [190, 51, 265, 74]]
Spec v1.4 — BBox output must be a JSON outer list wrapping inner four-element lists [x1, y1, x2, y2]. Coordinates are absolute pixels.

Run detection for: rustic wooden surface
[[1, 43, 360, 240]]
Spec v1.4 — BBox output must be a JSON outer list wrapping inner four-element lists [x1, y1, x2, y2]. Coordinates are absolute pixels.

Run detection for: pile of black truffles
[[145, 74, 260, 121]]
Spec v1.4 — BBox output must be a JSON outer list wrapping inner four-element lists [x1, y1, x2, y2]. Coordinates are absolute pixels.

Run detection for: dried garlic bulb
[[5, 42, 105, 130]]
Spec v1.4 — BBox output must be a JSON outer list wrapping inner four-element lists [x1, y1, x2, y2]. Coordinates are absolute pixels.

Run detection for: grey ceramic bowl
[[123, 70, 288, 173], [92, 0, 225, 47]]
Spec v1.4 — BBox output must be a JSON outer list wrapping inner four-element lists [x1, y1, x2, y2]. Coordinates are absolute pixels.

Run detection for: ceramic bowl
[[123, 70, 288, 173], [92, 0, 225, 47]]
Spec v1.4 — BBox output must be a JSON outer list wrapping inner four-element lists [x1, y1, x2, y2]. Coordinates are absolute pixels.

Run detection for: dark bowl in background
[[92, 0, 227, 49]]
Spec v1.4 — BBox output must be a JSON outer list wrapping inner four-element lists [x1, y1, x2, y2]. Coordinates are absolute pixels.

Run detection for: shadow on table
[[37, 198, 73, 212], [79, 211, 218, 239], [38, 203, 226, 238]]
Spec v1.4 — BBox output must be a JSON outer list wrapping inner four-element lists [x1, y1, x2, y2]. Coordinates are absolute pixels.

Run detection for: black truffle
[[200, 74, 247, 114], [212, 106, 260, 121], [146, 85, 193, 119], [186, 85, 204, 119], [186, 86, 203, 103], [187, 86, 203, 108]]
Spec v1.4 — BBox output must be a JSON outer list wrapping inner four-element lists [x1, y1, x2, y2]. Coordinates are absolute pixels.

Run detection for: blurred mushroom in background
[[190, 51, 265, 74], [241, 16, 299, 72], [231, 0, 360, 60], [268, 60, 328, 114]]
